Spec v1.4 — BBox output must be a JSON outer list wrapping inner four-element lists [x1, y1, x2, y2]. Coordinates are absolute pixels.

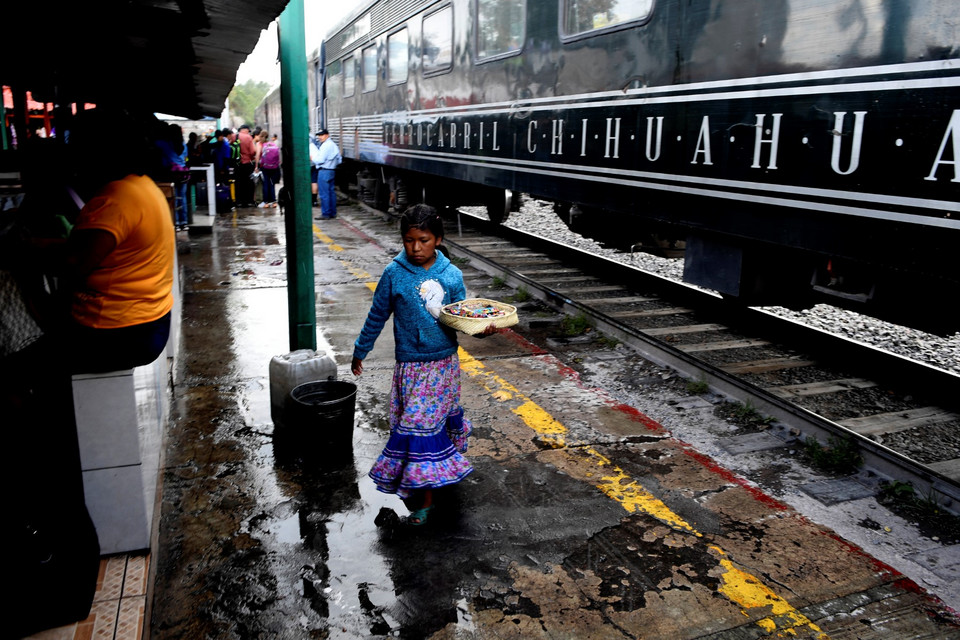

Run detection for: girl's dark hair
[[400, 204, 444, 239]]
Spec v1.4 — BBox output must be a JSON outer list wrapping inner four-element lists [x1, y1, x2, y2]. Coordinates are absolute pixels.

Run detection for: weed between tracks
[[802, 435, 863, 474], [561, 313, 593, 336], [715, 400, 775, 433], [507, 286, 532, 303]]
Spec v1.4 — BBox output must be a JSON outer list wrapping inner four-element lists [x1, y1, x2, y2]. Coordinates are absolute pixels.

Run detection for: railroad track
[[443, 209, 960, 513]]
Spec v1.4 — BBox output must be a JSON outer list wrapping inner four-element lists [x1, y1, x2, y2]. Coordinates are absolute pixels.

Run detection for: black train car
[[312, 0, 960, 334]]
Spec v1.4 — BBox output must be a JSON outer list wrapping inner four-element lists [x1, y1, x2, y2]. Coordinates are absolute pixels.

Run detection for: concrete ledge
[[73, 370, 140, 469], [72, 351, 170, 554], [82, 464, 151, 552], [188, 212, 215, 235]]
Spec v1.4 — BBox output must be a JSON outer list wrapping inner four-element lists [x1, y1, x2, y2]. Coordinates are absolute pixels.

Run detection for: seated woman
[[49, 107, 176, 374]]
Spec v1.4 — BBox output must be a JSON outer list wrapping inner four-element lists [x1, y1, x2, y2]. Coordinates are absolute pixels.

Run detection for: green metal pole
[[0, 100, 8, 150], [278, 0, 317, 351]]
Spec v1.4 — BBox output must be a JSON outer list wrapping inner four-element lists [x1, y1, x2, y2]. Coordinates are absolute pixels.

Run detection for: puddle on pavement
[[268, 416, 411, 636], [162, 209, 624, 637]]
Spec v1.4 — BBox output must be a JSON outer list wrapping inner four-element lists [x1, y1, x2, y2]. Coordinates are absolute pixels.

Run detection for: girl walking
[[352, 205, 475, 526]]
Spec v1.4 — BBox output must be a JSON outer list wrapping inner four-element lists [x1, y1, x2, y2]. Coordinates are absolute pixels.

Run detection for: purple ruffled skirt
[[368, 353, 473, 498]]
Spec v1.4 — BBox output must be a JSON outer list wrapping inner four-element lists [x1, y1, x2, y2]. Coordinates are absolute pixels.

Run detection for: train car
[[255, 85, 284, 146], [311, 0, 960, 335]]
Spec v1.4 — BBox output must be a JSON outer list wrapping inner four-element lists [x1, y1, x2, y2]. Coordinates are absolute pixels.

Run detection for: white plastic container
[[269, 349, 337, 427]]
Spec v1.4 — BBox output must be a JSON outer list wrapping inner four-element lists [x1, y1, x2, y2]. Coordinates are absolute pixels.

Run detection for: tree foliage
[[228, 80, 272, 127]]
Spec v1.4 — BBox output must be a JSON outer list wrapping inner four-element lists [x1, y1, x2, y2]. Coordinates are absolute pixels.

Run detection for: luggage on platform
[[216, 183, 233, 213]]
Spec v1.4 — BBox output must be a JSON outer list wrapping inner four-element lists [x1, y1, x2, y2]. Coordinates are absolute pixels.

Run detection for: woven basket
[[439, 298, 518, 335]]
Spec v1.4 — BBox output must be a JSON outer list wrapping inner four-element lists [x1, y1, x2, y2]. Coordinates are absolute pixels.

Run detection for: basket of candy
[[439, 298, 518, 335]]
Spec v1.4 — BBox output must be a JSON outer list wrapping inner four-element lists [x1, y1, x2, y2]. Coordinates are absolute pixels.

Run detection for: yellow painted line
[[712, 546, 827, 637], [313, 225, 344, 252], [457, 347, 829, 639], [315, 230, 828, 638], [590, 452, 701, 534], [313, 225, 377, 289]]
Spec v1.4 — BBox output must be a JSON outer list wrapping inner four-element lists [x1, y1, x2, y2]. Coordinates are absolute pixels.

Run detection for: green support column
[[278, 0, 317, 351], [0, 101, 8, 150]]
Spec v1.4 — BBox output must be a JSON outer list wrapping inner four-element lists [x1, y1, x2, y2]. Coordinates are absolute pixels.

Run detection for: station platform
[[24, 200, 960, 639]]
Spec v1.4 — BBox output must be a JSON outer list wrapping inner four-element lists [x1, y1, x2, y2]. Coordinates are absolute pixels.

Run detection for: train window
[[362, 45, 378, 92], [562, 0, 653, 37], [344, 53, 357, 97], [327, 60, 342, 103], [476, 0, 524, 60], [422, 6, 453, 75], [388, 28, 409, 84]]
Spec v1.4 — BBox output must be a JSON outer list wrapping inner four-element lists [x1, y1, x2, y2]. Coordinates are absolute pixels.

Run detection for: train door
[[314, 42, 326, 133]]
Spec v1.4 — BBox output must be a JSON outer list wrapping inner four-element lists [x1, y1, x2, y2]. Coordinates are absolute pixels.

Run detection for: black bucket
[[286, 379, 357, 449]]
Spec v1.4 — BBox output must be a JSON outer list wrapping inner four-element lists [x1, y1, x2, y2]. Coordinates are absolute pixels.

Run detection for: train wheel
[[486, 189, 512, 225]]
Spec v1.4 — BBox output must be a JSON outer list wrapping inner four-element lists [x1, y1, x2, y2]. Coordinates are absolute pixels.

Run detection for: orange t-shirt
[[71, 174, 175, 328]]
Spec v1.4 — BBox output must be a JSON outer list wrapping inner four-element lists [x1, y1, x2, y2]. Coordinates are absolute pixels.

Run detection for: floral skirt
[[368, 353, 473, 498]]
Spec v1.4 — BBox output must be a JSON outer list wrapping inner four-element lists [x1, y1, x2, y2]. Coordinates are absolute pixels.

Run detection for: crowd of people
[[173, 124, 346, 218], [190, 124, 283, 213]]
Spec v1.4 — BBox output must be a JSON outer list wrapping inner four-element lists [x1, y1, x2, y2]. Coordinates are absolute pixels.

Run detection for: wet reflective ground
[[153, 206, 510, 639], [149, 204, 960, 639]]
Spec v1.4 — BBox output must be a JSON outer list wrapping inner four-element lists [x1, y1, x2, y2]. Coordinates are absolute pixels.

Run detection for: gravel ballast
[[496, 200, 960, 376]]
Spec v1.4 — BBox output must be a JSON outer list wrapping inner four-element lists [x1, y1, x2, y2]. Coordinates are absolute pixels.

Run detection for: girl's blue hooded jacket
[[353, 249, 466, 363]]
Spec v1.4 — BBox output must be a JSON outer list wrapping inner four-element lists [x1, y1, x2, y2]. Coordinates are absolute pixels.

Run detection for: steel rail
[[445, 211, 960, 513]]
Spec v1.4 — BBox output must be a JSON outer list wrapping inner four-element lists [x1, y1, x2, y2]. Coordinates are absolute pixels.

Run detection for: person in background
[[252, 129, 268, 206], [214, 128, 234, 184], [229, 128, 241, 203], [155, 122, 190, 230], [202, 129, 220, 165], [186, 131, 202, 166], [235, 124, 256, 207], [257, 131, 280, 208], [309, 133, 322, 207], [314, 128, 341, 219]]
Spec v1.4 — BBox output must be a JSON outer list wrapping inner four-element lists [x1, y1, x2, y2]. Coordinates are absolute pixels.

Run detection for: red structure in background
[[2, 85, 96, 145]]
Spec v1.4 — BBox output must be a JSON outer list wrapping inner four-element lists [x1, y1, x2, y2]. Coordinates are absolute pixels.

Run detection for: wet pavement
[[148, 202, 960, 639]]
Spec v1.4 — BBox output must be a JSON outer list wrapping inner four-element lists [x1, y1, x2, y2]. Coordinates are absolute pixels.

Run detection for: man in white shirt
[[314, 129, 341, 219]]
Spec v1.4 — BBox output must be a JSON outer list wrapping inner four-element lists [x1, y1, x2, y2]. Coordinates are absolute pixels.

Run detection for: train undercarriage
[[343, 159, 959, 337]]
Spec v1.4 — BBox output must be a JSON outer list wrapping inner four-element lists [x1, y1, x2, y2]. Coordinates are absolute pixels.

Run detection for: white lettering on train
[[604, 118, 621, 159], [580, 119, 588, 157], [831, 111, 867, 176], [384, 108, 960, 188], [925, 109, 960, 183], [692, 116, 713, 166], [751, 113, 782, 170], [645, 116, 663, 162], [551, 120, 563, 155]]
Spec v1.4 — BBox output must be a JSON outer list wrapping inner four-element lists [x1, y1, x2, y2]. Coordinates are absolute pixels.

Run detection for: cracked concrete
[[148, 203, 960, 639]]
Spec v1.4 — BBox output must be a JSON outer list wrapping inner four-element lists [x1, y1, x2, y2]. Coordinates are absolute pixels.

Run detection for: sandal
[[405, 505, 433, 526]]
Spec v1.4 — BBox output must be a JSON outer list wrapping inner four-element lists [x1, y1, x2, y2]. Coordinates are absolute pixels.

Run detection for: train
[[303, 0, 960, 336]]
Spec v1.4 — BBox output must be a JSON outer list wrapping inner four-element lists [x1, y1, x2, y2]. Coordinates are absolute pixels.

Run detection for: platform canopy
[[3, 0, 291, 119]]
